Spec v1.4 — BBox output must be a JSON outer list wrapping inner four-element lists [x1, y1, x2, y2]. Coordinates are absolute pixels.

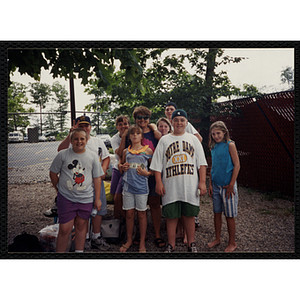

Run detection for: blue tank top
[[211, 141, 234, 186], [122, 149, 152, 194]]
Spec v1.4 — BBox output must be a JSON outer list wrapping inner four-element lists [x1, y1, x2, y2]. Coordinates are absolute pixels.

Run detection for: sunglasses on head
[[136, 115, 150, 120]]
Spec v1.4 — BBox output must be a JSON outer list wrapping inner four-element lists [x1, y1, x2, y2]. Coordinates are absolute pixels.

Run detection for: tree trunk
[[202, 48, 218, 155]]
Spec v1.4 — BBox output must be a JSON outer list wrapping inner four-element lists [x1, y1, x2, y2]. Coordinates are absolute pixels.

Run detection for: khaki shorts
[[162, 201, 200, 219]]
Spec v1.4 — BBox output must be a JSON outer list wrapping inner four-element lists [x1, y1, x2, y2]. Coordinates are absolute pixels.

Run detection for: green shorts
[[162, 201, 200, 219]]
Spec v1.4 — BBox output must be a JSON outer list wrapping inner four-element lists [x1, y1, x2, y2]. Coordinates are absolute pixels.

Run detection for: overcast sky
[[11, 47, 294, 111]]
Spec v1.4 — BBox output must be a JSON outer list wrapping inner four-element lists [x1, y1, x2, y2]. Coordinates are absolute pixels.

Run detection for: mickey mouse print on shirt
[[66, 159, 87, 191]]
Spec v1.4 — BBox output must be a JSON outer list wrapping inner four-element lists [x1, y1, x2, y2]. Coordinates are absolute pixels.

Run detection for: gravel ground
[[7, 181, 295, 256]]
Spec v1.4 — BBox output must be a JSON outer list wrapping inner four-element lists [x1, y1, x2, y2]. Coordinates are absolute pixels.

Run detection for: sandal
[[154, 238, 166, 248], [120, 244, 130, 253]]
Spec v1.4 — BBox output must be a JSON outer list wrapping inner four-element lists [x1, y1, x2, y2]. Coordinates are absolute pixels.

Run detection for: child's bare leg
[[208, 213, 222, 248], [74, 216, 89, 251], [225, 217, 237, 252], [166, 218, 178, 249], [181, 215, 195, 247], [114, 193, 126, 219], [120, 209, 135, 252], [137, 210, 147, 251], [56, 219, 74, 252]]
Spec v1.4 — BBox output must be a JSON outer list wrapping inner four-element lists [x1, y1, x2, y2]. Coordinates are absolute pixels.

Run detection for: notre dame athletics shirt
[[150, 132, 207, 207]]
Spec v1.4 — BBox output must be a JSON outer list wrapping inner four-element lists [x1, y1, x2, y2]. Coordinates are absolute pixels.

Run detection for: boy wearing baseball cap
[[150, 109, 207, 253]]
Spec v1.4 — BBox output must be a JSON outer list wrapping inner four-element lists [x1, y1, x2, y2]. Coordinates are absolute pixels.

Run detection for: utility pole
[[69, 77, 76, 126]]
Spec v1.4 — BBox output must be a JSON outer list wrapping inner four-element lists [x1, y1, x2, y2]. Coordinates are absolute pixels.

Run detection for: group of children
[[49, 102, 240, 253]]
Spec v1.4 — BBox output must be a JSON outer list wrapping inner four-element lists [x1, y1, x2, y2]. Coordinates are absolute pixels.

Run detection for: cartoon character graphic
[[67, 160, 86, 190]]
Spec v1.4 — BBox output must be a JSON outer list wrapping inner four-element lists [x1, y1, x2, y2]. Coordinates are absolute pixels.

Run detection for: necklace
[[128, 145, 149, 154]]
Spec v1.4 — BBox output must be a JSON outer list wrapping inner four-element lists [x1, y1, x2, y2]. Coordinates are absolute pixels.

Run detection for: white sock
[[92, 232, 101, 240], [86, 233, 90, 239], [75, 250, 84, 253]]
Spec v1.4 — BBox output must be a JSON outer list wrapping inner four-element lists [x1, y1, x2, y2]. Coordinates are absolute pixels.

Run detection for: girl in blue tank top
[[207, 121, 240, 253], [119, 125, 153, 253]]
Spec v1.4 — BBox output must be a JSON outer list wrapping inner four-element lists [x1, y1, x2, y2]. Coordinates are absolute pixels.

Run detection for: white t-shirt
[[150, 132, 207, 206], [50, 148, 104, 203], [111, 132, 122, 169], [85, 136, 110, 164]]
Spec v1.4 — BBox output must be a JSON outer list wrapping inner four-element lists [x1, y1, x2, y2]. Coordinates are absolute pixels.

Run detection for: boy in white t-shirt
[[50, 128, 103, 252], [150, 109, 207, 253]]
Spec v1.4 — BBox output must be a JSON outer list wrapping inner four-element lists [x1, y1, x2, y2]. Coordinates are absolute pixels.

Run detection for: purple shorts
[[57, 192, 93, 224], [110, 168, 123, 195]]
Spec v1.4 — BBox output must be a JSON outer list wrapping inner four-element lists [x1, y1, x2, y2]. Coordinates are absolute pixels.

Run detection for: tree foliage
[[28, 82, 52, 135], [281, 66, 294, 89], [8, 82, 34, 133], [8, 48, 145, 92], [51, 81, 69, 133]]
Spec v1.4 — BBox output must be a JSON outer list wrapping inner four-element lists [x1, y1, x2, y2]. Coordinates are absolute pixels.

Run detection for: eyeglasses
[[136, 115, 150, 120]]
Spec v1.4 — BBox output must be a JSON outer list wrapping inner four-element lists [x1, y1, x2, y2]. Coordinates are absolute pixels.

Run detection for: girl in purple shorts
[[49, 128, 103, 253]]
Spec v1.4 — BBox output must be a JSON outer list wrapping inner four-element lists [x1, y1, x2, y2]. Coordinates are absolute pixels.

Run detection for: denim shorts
[[212, 182, 238, 217], [57, 192, 93, 224], [122, 191, 148, 211]]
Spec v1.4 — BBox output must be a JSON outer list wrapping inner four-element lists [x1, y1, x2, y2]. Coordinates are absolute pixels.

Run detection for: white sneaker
[[91, 236, 110, 251]]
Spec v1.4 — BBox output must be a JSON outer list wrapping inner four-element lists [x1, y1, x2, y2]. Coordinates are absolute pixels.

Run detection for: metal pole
[[69, 77, 76, 126]]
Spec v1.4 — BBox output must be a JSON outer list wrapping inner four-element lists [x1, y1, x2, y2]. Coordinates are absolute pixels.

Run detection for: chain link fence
[[8, 111, 113, 184]]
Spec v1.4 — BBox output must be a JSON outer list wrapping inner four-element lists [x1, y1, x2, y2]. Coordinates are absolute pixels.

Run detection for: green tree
[[51, 81, 69, 133], [281, 66, 294, 89], [8, 82, 34, 133], [29, 82, 52, 135], [85, 48, 259, 153]]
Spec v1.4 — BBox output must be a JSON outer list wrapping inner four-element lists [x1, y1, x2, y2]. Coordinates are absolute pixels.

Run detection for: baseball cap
[[172, 109, 187, 120], [75, 116, 91, 125]]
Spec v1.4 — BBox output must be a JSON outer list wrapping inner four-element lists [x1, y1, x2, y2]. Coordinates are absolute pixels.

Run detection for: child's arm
[[101, 156, 110, 180], [49, 171, 59, 192], [208, 170, 213, 197], [224, 142, 240, 199], [93, 176, 102, 211], [57, 119, 78, 152], [115, 129, 128, 158], [148, 123, 162, 141], [154, 171, 165, 196], [119, 148, 130, 174], [198, 165, 207, 196], [137, 148, 154, 177]]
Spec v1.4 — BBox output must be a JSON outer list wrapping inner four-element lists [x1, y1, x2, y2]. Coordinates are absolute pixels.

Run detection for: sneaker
[[164, 244, 174, 253], [43, 209, 58, 218], [91, 236, 110, 251], [84, 238, 91, 251], [188, 242, 197, 253]]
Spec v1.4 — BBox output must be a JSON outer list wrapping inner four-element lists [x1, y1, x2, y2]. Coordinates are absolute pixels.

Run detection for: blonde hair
[[156, 117, 173, 134], [208, 121, 231, 150], [70, 128, 88, 141]]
